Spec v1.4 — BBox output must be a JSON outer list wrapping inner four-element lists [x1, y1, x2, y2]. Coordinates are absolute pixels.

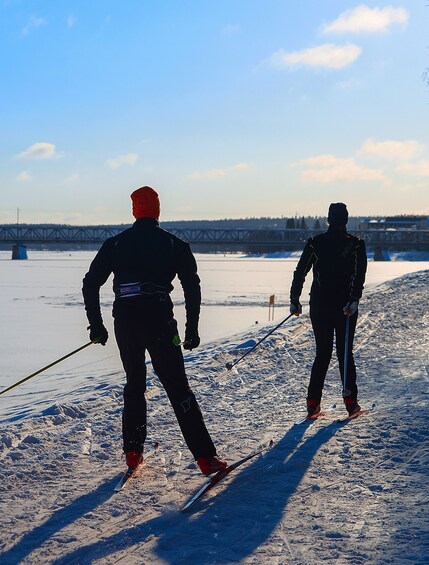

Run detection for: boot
[[126, 450, 143, 469], [344, 397, 361, 416], [196, 455, 227, 476], [307, 399, 321, 417]]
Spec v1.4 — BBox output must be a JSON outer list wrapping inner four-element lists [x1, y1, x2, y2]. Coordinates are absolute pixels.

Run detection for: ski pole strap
[[0, 341, 93, 397], [226, 313, 294, 371]]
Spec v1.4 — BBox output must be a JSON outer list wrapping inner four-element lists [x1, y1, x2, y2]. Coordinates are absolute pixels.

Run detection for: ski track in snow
[[0, 270, 428, 564]]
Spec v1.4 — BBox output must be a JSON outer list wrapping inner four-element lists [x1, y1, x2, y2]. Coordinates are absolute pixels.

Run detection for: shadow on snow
[[26, 419, 341, 564], [0, 475, 120, 565]]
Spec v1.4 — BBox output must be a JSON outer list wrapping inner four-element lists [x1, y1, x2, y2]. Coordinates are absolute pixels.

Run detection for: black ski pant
[[113, 299, 216, 459], [308, 302, 358, 403]]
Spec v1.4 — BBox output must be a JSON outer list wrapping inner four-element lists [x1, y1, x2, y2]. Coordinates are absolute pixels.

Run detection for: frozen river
[[0, 250, 428, 402]]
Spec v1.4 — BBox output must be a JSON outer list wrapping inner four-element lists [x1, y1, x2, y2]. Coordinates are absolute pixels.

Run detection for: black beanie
[[328, 202, 348, 226]]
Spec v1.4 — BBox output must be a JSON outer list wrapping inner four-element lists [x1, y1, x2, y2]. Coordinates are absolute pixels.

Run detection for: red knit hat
[[130, 186, 160, 219]]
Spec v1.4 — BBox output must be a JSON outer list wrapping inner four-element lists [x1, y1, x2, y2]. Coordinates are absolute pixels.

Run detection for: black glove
[[88, 322, 108, 345], [183, 330, 200, 350], [290, 298, 302, 316], [343, 298, 359, 316]]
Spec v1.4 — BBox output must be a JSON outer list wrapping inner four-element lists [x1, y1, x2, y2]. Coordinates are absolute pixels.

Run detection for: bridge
[[0, 224, 428, 255]]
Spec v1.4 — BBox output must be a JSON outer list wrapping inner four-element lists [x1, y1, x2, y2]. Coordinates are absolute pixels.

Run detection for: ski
[[181, 440, 274, 512], [337, 405, 375, 423], [114, 442, 159, 492], [294, 411, 326, 425]]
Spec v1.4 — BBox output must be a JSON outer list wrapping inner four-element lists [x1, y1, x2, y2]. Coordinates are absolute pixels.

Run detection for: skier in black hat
[[289, 203, 367, 416]]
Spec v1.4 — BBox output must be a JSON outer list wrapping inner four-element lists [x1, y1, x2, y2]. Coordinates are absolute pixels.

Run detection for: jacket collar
[[327, 225, 347, 233], [133, 217, 160, 228]]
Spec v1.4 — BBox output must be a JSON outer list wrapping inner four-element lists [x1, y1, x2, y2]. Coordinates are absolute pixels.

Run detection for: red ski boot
[[126, 450, 143, 469], [307, 399, 321, 417], [344, 398, 361, 416], [197, 455, 227, 476]]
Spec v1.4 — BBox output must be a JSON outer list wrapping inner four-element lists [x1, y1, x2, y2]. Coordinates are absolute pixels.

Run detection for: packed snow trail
[[0, 270, 428, 564]]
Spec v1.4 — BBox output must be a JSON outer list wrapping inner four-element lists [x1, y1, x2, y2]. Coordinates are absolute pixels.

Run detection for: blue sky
[[1, 1, 428, 224]]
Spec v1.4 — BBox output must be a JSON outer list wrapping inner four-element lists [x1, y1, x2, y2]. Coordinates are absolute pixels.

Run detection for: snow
[[0, 254, 428, 563]]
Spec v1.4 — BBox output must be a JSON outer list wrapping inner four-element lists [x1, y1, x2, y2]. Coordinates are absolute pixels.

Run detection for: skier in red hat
[[82, 186, 226, 475]]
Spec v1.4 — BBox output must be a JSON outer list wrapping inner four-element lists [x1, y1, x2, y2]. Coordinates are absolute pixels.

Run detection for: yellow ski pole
[[0, 341, 93, 397]]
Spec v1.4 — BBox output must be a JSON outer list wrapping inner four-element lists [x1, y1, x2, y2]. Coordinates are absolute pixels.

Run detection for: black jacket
[[290, 227, 367, 305], [82, 218, 201, 331]]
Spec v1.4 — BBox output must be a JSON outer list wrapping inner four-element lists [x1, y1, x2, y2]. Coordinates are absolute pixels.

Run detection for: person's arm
[[348, 238, 367, 301], [353, 239, 367, 299], [82, 239, 114, 343], [289, 239, 315, 314], [344, 239, 367, 316], [176, 242, 201, 349]]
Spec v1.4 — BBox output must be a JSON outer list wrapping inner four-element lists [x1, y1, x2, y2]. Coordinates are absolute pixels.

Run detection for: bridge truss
[[0, 225, 428, 250]]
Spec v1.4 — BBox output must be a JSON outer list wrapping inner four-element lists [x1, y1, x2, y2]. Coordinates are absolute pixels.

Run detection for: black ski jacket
[[82, 218, 201, 331], [290, 227, 367, 306]]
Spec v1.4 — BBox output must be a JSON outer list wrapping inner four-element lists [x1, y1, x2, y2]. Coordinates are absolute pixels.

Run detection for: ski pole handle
[[0, 341, 94, 397], [172, 336, 193, 348]]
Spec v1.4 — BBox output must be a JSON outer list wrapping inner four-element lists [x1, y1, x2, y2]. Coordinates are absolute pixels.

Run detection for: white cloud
[[322, 5, 409, 34], [16, 171, 32, 182], [267, 43, 361, 70], [335, 78, 362, 90], [396, 181, 428, 193], [360, 138, 424, 160], [221, 24, 241, 36], [66, 15, 76, 28], [299, 154, 340, 168], [297, 154, 386, 184], [188, 162, 252, 181], [17, 142, 56, 160], [106, 153, 139, 169], [21, 16, 47, 35], [63, 172, 80, 184], [397, 161, 429, 177]]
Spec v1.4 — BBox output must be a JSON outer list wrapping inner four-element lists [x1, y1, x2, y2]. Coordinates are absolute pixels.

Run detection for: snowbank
[[0, 270, 428, 564], [247, 251, 429, 261]]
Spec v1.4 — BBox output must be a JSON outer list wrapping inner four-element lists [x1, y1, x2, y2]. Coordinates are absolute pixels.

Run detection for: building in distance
[[360, 216, 429, 231]]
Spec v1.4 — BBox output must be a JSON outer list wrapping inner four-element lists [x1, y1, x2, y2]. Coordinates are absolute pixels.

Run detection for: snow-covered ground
[[0, 268, 428, 564]]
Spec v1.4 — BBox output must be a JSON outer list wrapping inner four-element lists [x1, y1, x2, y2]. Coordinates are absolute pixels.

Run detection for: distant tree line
[[284, 217, 322, 229], [161, 216, 327, 230], [3, 215, 418, 231], [161, 216, 359, 230]]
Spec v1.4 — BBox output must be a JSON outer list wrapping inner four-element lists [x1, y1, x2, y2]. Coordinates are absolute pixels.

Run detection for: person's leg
[[148, 319, 216, 459], [308, 304, 335, 403], [114, 313, 148, 453], [335, 311, 358, 400]]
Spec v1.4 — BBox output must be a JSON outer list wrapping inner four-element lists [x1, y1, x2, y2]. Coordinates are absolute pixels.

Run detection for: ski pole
[[0, 341, 93, 397], [225, 313, 295, 371], [342, 315, 351, 397]]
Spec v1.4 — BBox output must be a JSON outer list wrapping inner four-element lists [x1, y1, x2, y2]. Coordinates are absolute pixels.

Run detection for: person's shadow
[[36, 419, 341, 564], [0, 476, 119, 565]]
